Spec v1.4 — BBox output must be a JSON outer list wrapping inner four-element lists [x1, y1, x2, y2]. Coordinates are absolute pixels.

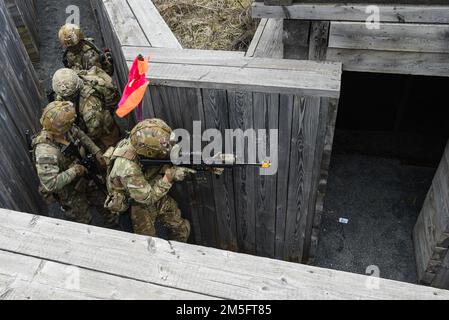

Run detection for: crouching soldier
[[33, 101, 117, 226], [104, 119, 192, 242], [52, 67, 121, 151], [59, 23, 114, 76]]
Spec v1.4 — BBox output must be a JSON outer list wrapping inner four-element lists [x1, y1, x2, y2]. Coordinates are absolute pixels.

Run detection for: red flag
[[116, 54, 150, 118]]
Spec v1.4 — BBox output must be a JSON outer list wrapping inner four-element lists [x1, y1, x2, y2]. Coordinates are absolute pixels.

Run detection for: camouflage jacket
[[56, 67, 120, 147], [106, 139, 172, 209], [63, 39, 114, 76], [32, 126, 101, 193]]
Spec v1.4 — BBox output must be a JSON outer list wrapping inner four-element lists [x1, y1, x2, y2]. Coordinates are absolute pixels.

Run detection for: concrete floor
[[314, 146, 436, 284]]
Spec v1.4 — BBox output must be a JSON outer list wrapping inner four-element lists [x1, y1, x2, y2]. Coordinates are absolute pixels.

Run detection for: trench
[[314, 72, 449, 283], [35, 0, 110, 226], [32, 1, 448, 285]]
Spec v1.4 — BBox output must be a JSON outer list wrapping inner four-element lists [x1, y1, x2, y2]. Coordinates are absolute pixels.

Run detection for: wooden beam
[[329, 22, 449, 54], [252, 2, 449, 24], [0, 250, 213, 300], [1, 210, 449, 300], [126, 0, 182, 48], [326, 48, 449, 77], [123, 47, 342, 98], [246, 18, 284, 58]]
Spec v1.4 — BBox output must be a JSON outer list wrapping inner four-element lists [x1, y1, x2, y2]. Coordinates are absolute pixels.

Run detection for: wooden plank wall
[[253, 1, 449, 77], [93, 0, 342, 262], [0, 1, 46, 215], [252, 1, 449, 24], [5, 0, 39, 64], [2, 209, 449, 300], [327, 22, 449, 77], [413, 141, 449, 289], [124, 48, 341, 261]]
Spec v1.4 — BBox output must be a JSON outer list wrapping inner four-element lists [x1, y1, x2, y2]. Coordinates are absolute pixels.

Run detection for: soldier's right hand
[[165, 167, 196, 182], [72, 164, 88, 177]]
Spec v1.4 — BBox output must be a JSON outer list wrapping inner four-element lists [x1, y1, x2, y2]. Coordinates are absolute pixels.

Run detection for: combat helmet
[[58, 24, 84, 48], [41, 101, 77, 134], [130, 119, 173, 159], [52, 68, 83, 98]]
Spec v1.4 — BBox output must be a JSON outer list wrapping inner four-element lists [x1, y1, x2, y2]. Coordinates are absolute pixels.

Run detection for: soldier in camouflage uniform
[[33, 101, 117, 226], [52, 67, 121, 152], [59, 24, 114, 76], [104, 119, 193, 241]]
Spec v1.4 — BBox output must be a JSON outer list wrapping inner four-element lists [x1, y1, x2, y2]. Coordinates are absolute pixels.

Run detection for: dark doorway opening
[[314, 72, 449, 284]]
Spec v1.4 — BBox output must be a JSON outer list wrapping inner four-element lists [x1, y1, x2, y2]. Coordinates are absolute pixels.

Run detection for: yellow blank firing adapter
[[261, 162, 271, 169]]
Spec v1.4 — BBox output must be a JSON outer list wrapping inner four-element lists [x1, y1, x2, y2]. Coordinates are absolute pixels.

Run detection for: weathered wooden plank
[[1, 210, 449, 300], [252, 2, 449, 24], [124, 46, 340, 74], [0, 250, 213, 300], [202, 89, 238, 251], [246, 18, 284, 58], [309, 21, 330, 61], [284, 96, 321, 262], [413, 141, 449, 288], [5, 0, 39, 63], [327, 48, 449, 77], [126, 0, 182, 48], [254, 93, 279, 258], [126, 60, 341, 98], [101, 0, 149, 46], [0, 0, 45, 215], [329, 22, 449, 54], [275, 94, 294, 260], [228, 91, 256, 255]]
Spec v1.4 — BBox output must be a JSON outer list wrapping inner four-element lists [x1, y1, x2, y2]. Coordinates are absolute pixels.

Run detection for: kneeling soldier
[[33, 101, 116, 226], [52, 67, 121, 152], [104, 119, 192, 241]]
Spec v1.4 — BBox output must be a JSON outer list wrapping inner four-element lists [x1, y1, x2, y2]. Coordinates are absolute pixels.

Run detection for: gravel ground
[[314, 152, 436, 284]]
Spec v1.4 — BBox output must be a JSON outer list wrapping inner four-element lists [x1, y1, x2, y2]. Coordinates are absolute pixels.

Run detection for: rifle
[[139, 153, 271, 173], [61, 140, 107, 194]]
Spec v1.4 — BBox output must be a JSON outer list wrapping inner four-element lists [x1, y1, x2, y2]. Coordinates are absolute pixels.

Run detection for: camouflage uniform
[[33, 101, 117, 226], [104, 120, 191, 241], [59, 24, 114, 76], [53, 67, 120, 152]]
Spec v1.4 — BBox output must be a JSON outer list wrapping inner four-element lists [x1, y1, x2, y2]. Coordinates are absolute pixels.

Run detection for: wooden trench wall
[[0, 1, 45, 214], [252, 1, 449, 287], [253, 1, 449, 76], [92, 0, 341, 263], [5, 0, 39, 64]]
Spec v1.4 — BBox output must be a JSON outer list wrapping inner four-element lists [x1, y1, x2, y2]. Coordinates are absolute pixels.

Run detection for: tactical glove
[[165, 167, 196, 182], [72, 164, 88, 177]]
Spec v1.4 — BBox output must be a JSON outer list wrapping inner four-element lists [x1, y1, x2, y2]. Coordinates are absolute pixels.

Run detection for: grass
[[153, 0, 258, 51]]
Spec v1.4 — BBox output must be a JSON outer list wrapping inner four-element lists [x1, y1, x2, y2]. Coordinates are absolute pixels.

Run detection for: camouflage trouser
[[57, 184, 92, 224], [57, 181, 118, 227], [87, 186, 119, 228], [131, 196, 191, 242]]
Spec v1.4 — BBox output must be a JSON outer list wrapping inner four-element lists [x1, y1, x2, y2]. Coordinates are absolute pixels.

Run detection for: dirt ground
[[313, 133, 437, 284]]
